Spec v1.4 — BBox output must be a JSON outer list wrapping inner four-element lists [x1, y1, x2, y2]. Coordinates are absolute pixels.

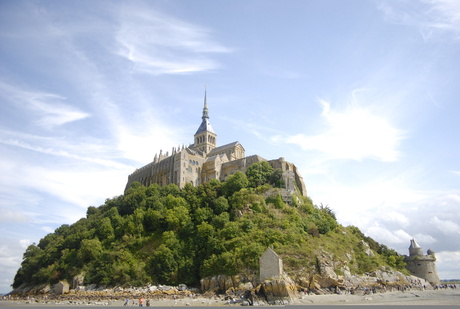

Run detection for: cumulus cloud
[[412, 233, 437, 245], [0, 238, 30, 292], [436, 251, 460, 279], [365, 225, 412, 244], [380, 211, 409, 226], [430, 216, 460, 235], [285, 98, 405, 162]]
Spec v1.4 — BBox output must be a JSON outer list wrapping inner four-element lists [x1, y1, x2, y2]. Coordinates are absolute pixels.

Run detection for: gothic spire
[[202, 85, 209, 120], [195, 85, 215, 135]]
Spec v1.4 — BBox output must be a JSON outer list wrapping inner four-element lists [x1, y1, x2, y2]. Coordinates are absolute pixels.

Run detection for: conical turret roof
[[409, 239, 421, 249]]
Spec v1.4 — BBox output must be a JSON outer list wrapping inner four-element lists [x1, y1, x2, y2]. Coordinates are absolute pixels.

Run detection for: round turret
[[404, 239, 440, 286]]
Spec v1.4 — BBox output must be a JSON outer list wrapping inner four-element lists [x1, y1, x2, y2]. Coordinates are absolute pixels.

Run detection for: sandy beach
[[294, 288, 460, 306], [1, 288, 459, 307]]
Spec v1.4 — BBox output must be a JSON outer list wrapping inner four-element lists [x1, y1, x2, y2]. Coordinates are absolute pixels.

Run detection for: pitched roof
[[208, 141, 243, 156], [195, 118, 215, 135]]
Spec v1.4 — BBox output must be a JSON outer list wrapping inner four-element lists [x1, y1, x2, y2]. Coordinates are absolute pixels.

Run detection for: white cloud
[[19, 239, 31, 249], [365, 225, 412, 244], [116, 122, 184, 164], [0, 238, 30, 293], [379, 0, 460, 40], [412, 233, 437, 245], [430, 216, 460, 235], [286, 98, 405, 162], [380, 211, 409, 226], [33, 98, 90, 129], [0, 129, 130, 169], [436, 251, 460, 279], [115, 7, 231, 75], [0, 209, 30, 223], [0, 81, 90, 129]]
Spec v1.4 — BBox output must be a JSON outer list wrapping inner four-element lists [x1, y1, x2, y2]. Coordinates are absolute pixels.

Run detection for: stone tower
[[404, 239, 440, 286], [125, 89, 307, 197], [193, 89, 217, 154]]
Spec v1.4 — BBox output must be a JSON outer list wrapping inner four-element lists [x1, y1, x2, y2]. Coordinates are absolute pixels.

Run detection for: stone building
[[404, 239, 440, 286], [54, 281, 69, 295], [125, 91, 307, 196], [259, 248, 283, 282]]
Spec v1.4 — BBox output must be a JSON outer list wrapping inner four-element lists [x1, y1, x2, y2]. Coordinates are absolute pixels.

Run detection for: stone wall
[[125, 151, 307, 198]]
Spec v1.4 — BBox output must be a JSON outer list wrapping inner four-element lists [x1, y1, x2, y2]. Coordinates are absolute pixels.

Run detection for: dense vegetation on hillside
[[13, 162, 406, 289]]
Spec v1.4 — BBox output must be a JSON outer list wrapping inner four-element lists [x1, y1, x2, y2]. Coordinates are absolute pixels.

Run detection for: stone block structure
[[259, 248, 283, 282], [54, 281, 69, 295], [404, 239, 440, 286], [125, 90, 307, 197]]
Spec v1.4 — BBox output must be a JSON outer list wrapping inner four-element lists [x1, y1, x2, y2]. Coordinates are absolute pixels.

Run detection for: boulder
[[201, 274, 254, 294], [257, 274, 298, 303], [360, 240, 375, 257]]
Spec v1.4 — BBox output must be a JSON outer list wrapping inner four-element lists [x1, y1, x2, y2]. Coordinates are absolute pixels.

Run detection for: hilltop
[[11, 161, 411, 297]]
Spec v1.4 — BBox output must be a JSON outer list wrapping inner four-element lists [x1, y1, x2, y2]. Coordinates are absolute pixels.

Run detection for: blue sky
[[1, 0, 459, 292]]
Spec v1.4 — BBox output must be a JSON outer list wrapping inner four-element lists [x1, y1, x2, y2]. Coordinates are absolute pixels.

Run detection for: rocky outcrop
[[200, 274, 255, 295], [9, 283, 51, 295], [343, 267, 433, 290], [256, 274, 298, 303]]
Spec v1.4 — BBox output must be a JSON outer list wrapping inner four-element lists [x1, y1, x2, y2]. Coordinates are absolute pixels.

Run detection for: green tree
[[78, 238, 102, 263], [149, 245, 178, 284], [246, 161, 273, 188], [213, 196, 229, 215], [269, 168, 285, 188], [165, 205, 191, 231], [121, 184, 146, 215], [222, 171, 249, 197], [96, 217, 114, 240]]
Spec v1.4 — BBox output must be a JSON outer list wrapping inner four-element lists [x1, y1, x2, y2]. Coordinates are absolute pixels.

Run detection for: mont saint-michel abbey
[[125, 92, 307, 197]]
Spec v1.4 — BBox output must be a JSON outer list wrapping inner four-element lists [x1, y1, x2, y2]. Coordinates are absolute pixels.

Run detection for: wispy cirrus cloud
[[379, 0, 460, 40], [0, 128, 130, 169], [0, 81, 90, 129], [115, 6, 232, 75]]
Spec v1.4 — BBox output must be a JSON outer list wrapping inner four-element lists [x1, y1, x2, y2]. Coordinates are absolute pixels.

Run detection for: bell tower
[[194, 87, 217, 154]]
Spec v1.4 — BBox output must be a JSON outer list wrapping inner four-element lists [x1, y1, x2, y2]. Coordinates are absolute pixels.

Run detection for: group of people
[[123, 297, 150, 306], [434, 284, 457, 289]]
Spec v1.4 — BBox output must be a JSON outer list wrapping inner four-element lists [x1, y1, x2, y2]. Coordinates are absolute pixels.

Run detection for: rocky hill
[[11, 162, 414, 299]]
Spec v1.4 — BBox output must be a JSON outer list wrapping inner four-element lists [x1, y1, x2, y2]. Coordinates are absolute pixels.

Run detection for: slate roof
[[195, 118, 215, 135]]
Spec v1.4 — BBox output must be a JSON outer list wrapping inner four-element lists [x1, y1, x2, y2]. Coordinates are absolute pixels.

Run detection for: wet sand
[[1, 289, 459, 307], [294, 289, 460, 306]]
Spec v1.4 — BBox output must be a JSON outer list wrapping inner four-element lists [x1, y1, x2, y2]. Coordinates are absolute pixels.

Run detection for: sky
[[1, 0, 459, 293]]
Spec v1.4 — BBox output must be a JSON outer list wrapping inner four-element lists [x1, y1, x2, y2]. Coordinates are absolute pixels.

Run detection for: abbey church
[[125, 91, 307, 197]]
